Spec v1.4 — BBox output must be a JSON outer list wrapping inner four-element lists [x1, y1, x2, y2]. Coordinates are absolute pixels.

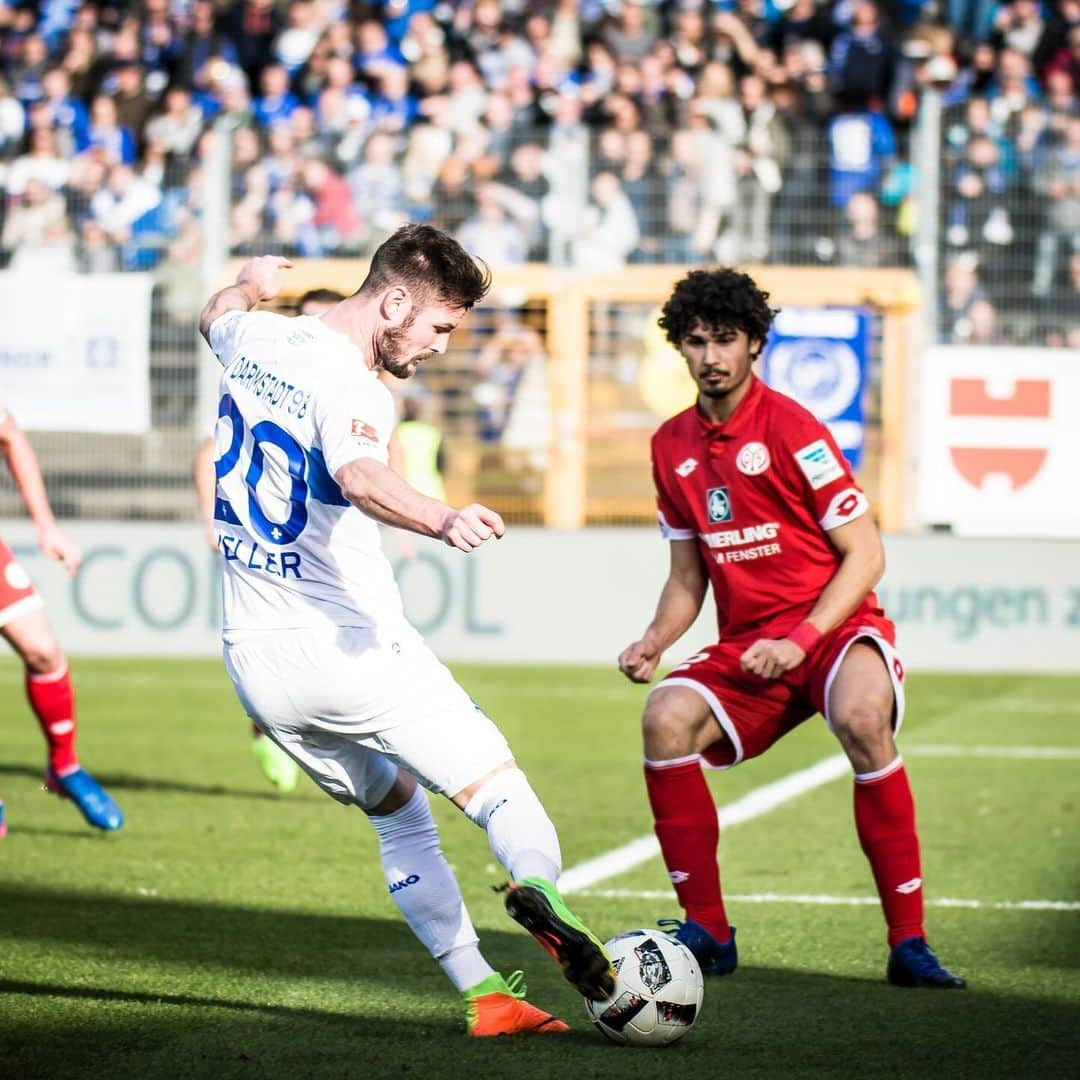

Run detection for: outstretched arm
[[198, 255, 293, 345], [618, 539, 709, 683], [0, 412, 82, 575], [335, 457, 504, 553]]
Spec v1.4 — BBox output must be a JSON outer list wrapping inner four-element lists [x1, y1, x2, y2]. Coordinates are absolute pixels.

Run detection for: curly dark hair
[[659, 269, 778, 350]]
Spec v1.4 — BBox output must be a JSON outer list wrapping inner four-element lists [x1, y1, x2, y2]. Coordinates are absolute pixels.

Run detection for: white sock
[[462, 768, 562, 884], [369, 786, 494, 993]]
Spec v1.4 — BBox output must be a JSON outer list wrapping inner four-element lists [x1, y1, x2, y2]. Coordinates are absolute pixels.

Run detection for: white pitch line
[[559, 743, 1079, 896], [907, 744, 1080, 760], [577, 889, 1080, 913], [559, 754, 851, 895]]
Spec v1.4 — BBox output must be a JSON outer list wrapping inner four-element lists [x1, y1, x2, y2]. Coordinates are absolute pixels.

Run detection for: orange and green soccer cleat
[[504, 876, 616, 1002], [464, 971, 569, 1037]]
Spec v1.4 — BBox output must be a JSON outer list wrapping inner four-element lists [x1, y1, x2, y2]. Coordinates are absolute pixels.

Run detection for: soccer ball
[[585, 929, 704, 1046]]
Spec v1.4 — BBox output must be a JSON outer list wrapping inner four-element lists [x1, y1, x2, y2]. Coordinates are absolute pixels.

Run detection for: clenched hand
[[440, 503, 505, 552]]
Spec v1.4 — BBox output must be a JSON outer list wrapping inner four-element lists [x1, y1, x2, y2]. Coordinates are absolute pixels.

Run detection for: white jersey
[[208, 309, 417, 641]]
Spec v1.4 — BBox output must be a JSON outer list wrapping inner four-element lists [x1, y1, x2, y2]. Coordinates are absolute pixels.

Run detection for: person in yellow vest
[[395, 395, 447, 501]]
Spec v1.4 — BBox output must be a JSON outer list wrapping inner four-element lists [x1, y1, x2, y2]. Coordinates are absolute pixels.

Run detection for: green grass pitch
[[1, 660, 1077, 1078]]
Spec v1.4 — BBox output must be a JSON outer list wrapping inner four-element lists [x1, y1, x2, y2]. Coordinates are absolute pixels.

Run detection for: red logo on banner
[[946, 378, 1051, 491]]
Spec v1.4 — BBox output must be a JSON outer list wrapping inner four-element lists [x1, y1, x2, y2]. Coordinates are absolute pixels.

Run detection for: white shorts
[[222, 626, 513, 809]]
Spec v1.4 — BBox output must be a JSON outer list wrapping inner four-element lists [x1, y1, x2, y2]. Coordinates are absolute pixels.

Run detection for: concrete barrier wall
[[1, 523, 1077, 672]]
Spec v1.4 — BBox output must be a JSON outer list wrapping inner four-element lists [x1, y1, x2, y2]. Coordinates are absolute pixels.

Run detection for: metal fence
[[0, 101, 1071, 530]]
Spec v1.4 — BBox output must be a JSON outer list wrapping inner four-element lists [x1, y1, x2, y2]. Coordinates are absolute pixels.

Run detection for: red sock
[[644, 759, 730, 943], [26, 666, 79, 775], [853, 759, 925, 948]]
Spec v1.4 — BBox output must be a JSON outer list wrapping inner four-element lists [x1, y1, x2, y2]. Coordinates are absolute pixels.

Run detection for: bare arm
[[336, 457, 504, 553], [800, 513, 885, 636], [193, 436, 218, 551], [0, 413, 82, 575], [198, 255, 293, 346], [740, 513, 884, 679], [618, 539, 709, 684]]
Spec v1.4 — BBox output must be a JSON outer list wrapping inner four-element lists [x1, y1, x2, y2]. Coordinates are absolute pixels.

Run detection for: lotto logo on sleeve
[[351, 419, 379, 444], [794, 439, 845, 490]]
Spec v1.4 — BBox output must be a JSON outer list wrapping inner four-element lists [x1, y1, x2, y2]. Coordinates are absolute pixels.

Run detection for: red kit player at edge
[[0, 403, 123, 835], [618, 268, 964, 989]]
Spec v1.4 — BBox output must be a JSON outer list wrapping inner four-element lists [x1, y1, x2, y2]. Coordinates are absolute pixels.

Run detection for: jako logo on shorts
[[389, 874, 421, 894]]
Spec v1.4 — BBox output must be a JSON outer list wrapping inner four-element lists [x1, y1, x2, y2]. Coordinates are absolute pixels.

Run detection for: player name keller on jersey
[[206, 309, 413, 638], [652, 378, 872, 636]]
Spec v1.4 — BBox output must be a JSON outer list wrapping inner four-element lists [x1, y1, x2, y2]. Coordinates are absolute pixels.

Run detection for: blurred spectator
[[39, 67, 88, 155], [731, 74, 789, 262], [301, 158, 360, 253], [2, 176, 75, 271], [572, 170, 640, 270], [946, 133, 1014, 267], [177, 1, 238, 89], [827, 97, 896, 207], [1032, 115, 1080, 296], [496, 142, 549, 260], [942, 252, 989, 341], [963, 297, 1005, 343], [605, 1, 658, 64], [224, 0, 283, 88], [665, 126, 735, 263], [456, 182, 532, 266], [988, 0, 1066, 71], [89, 162, 162, 262], [473, 311, 547, 447], [77, 217, 120, 273], [0, 75, 25, 158], [110, 61, 153, 144], [620, 129, 665, 263], [1040, 251, 1080, 347], [348, 131, 407, 250], [834, 191, 904, 266], [7, 125, 68, 194], [829, 3, 897, 106], [253, 63, 299, 129], [396, 396, 446, 501], [144, 86, 204, 161], [87, 94, 136, 164]]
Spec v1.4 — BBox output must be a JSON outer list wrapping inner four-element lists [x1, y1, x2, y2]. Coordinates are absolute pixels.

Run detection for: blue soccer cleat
[[887, 937, 966, 989], [44, 766, 124, 831], [659, 918, 738, 975]]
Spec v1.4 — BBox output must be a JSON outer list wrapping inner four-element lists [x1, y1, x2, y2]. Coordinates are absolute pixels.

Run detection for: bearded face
[[374, 300, 465, 377]]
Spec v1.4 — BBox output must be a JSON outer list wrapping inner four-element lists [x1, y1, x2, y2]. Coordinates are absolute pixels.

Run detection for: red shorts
[[0, 537, 42, 628], [654, 612, 905, 769]]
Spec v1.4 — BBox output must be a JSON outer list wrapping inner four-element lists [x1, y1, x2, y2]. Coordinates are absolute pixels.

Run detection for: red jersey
[[651, 376, 883, 641]]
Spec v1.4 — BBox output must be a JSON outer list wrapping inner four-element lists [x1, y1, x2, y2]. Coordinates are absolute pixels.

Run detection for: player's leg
[[363, 764, 567, 1036], [1, 606, 122, 831], [827, 639, 964, 988], [448, 760, 614, 1002], [222, 636, 566, 1035], [641, 680, 737, 973]]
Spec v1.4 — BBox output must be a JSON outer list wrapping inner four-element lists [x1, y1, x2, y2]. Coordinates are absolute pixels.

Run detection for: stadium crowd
[[0, 0, 1077, 345]]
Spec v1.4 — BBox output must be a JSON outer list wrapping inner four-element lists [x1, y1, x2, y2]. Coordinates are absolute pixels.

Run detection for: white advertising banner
[[1, 524, 1078, 673], [919, 346, 1080, 537], [0, 272, 153, 433]]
